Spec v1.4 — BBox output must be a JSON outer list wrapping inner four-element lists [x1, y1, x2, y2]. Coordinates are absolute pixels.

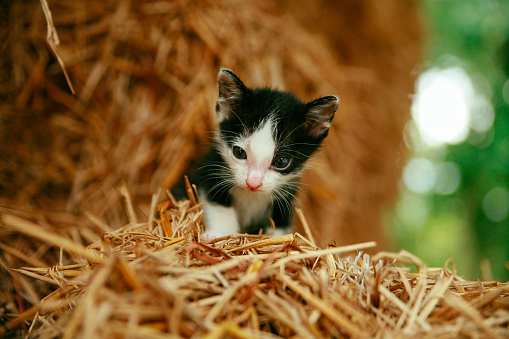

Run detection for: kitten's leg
[[270, 202, 293, 237], [270, 226, 292, 237], [201, 202, 240, 239]]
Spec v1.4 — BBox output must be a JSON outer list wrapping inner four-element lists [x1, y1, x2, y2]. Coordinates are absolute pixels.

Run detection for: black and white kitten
[[197, 68, 339, 238]]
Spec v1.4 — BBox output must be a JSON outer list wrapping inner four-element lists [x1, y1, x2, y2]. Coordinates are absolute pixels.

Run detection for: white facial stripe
[[249, 118, 276, 167], [244, 119, 275, 189]]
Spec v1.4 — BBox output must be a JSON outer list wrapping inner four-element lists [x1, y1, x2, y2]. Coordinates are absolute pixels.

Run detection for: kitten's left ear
[[304, 95, 339, 138], [216, 68, 246, 122]]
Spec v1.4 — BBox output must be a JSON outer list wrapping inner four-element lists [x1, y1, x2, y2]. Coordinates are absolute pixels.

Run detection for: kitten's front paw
[[201, 202, 240, 242], [270, 226, 291, 238]]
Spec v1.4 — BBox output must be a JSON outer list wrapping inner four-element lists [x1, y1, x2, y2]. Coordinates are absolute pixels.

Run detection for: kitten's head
[[215, 68, 339, 196]]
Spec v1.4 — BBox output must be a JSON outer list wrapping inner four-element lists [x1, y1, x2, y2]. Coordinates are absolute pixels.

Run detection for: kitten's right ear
[[216, 68, 246, 122], [303, 95, 339, 138]]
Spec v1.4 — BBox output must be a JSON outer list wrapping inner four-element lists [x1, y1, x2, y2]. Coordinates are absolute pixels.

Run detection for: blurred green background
[[392, 0, 509, 281]]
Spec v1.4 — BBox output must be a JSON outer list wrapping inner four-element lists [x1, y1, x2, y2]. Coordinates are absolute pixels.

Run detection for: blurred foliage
[[393, 0, 509, 281]]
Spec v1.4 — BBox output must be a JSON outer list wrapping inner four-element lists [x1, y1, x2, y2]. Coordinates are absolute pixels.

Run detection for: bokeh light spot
[[412, 67, 472, 146], [403, 158, 436, 194], [434, 161, 461, 195], [482, 187, 509, 222]]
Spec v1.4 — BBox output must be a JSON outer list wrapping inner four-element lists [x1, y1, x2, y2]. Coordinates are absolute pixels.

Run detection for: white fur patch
[[232, 188, 271, 229], [270, 226, 292, 237], [249, 119, 276, 166], [201, 199, 240, 238]]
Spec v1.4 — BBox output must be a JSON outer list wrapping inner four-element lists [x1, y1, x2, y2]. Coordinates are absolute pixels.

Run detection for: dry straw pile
[[1, 184, 508, 337], [1, 0, 422, 249], [2, 0, 508, 337]]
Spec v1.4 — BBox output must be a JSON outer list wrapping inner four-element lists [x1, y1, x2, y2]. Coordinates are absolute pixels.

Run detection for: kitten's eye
[[232, 146, 247, 160], [272, 156, 291, 170]]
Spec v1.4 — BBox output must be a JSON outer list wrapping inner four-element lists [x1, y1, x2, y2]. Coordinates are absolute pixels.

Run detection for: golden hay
[[1, 186, 508, 338], [8, 2, 505, 337], [0, 0, 423, 251]]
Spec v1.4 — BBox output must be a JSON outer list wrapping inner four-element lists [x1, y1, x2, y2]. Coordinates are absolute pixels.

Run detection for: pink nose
[[246, 180, 262, 191]]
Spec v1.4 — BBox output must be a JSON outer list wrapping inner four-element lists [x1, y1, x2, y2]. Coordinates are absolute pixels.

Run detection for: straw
[[1, 196, 507, 338]]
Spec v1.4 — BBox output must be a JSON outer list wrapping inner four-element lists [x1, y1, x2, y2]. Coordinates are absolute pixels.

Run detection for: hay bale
[[0, 0, 422, 250], [2, 2, 508, 337], [1, 191, 508, 337]]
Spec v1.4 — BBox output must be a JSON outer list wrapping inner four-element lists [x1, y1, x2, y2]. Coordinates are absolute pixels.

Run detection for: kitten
[[196, 68, 339, 238]]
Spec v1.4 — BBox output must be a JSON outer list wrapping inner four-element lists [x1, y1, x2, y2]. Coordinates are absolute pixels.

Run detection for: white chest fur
[[199, 188, 272, 238], [232, 189, 272, 228]]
